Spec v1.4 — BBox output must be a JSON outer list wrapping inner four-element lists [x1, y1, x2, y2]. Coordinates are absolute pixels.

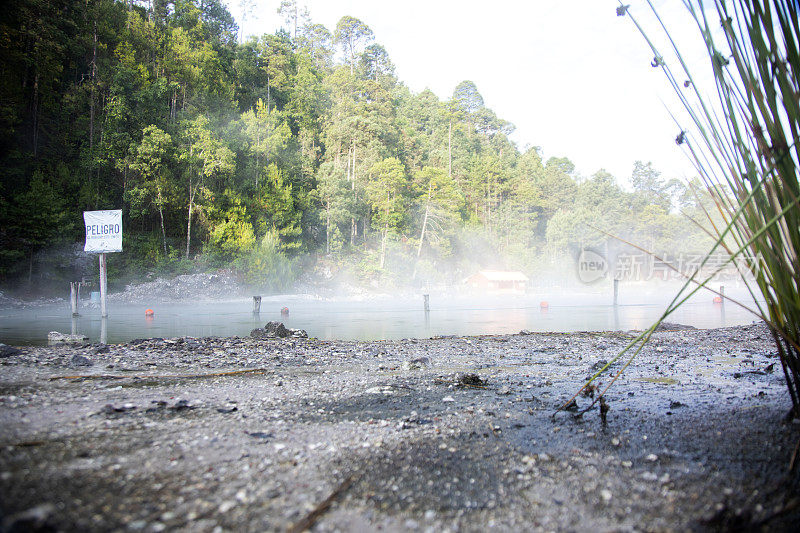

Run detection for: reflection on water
[[0, 289, 764, 346]]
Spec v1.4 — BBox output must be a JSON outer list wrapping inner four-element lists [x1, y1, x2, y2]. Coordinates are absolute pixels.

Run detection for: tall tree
[[334, 16, 373, 75], [129, 125, 174, 255], [179, 115, 235, 258]]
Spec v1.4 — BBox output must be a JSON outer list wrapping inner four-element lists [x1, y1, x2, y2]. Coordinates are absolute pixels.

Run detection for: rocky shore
[[1, 323, 799, 531]]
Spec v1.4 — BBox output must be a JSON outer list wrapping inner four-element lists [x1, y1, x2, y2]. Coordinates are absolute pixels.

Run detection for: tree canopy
[[0, 0, 712, 290]]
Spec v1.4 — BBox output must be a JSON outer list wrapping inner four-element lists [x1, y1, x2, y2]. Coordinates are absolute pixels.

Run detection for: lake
[[0, 284, 764, 346]]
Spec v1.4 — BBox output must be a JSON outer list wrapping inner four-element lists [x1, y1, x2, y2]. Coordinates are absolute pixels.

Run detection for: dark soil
[[1, 323, 798, 532]]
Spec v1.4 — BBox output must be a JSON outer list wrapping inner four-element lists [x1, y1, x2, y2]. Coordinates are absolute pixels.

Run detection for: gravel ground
[[1, 323, 799, 532]]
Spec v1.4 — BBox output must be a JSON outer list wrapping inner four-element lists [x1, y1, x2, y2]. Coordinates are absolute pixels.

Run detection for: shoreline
[[1, 323, 799, 531]]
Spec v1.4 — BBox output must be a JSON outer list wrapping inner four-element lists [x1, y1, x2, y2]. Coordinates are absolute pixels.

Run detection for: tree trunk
[[325, 204, 330, 254], [412, 193, 431, 280], [379, 222, 388, 269], [185, 186, 194, 259], [157, 187, 167, 255], [31, 72, 39, 156], [89, 21, 97, 195], [448, 119, 452, 179]]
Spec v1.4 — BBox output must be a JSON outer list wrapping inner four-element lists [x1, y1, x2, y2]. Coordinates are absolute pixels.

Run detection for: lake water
[[0, 285, 764, 346]]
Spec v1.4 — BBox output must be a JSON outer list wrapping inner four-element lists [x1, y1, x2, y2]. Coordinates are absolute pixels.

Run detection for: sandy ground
[[1, 323, 799, 532]]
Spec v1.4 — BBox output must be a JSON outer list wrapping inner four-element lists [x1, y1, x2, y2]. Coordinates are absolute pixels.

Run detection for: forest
[[0, 0, 716, 293]]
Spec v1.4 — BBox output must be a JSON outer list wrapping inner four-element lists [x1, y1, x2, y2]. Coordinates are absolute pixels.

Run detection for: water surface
[[0, 287, 763, 346]]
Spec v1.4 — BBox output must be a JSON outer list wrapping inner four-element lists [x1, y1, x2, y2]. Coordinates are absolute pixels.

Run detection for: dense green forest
[[0, 0, 715, 292]]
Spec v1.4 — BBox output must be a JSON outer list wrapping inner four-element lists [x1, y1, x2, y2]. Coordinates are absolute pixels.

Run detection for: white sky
[[227, 0, 715, 186]]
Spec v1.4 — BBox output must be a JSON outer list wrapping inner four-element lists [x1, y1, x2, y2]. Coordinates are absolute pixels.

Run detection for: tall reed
[[580, 1, 800, 415]]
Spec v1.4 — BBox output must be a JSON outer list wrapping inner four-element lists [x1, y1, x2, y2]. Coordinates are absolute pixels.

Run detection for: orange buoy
[[713, 296, 723, 304], [145, 308, 155, 317], [540, 301, 549, 309], [280, 306, 290, 316]]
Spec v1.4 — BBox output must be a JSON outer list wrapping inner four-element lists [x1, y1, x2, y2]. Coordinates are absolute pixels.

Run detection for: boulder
[[0, 343, 22, 358], [48, 331, 89, 343], [250, 322, 308, 339]]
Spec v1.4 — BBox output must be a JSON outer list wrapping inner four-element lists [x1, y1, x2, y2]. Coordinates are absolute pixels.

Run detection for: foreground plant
[[573, 1, 800, 421]]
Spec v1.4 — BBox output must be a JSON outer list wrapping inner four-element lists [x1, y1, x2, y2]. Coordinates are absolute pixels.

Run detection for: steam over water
[[0, 284, 763, 346]]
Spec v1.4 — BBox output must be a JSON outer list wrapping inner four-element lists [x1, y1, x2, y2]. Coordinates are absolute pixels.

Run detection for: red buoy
[[280, 306, 289, 316], [713, 296, 723, 304], [145, 308, 155, 317], [540, 301, 549, 309]]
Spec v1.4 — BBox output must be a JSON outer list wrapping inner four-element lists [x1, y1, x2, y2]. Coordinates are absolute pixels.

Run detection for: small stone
[[646, 453, 659, 462], [70, 354, 93, 367], [0, 344, 22, 358], [442, 396, 455, 402], [218, 501, 236, 513], [600, 489, 612, 502]]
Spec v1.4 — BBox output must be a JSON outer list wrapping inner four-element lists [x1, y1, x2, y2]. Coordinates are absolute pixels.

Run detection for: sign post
[[83, 210, 122, 318]]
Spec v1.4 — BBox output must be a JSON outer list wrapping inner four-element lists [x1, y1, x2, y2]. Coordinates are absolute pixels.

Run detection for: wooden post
[[99, 253, 108, 318], [613, 279, 619, 307], [253, 295, 262, 314], [100, 317, 107, 344], [720, 285, 725, 303], [70, 282, 80, 317], [423, 294, 430, 313]]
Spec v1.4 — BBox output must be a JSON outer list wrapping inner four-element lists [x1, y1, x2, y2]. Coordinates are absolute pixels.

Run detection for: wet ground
[[1, 323, 799, 532]]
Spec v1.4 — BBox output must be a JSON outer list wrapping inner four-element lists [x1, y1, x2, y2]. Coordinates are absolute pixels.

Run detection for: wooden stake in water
[[99, 253, 108, 318], [70, 282, 80, 317], [423, 294, 430, 313], [613, 279, 619, 307], [253, 295, 262, 314]]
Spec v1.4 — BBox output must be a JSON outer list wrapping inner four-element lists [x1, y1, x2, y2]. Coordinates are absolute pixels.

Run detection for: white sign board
[[84, 210, 123, 253]]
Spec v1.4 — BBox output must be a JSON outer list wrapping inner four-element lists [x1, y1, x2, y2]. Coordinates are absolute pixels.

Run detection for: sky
[[225, 0, 714, 186]]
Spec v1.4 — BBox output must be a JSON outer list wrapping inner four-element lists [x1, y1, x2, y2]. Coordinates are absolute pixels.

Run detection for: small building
[[465, 270, 529, 292]]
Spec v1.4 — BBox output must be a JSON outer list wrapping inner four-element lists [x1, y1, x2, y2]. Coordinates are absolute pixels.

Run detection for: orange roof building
[[465, 270, 529, 292]]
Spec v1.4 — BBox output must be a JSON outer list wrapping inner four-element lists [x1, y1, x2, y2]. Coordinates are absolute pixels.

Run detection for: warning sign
[[83, 210, 123, 253]]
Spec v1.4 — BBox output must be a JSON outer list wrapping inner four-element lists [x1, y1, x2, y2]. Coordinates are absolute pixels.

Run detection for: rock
[[1, 503, 55, 532], [48, 331, 88, 343], [402, 357, 429, 371], [289, 328, 308, 338], [250, 322, 308, 339], [591, 359, 609, 371], [171, 399, 196, 411], [0, 343, 22, 358], [563, 398, 579, 412], [457, 373, 485, 387], [102, 403, 136, 414], [265, 321, 290, 337], [655, 322, 696, 331], [249, 328, 267, 338], [70, 354, 93, 367]]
